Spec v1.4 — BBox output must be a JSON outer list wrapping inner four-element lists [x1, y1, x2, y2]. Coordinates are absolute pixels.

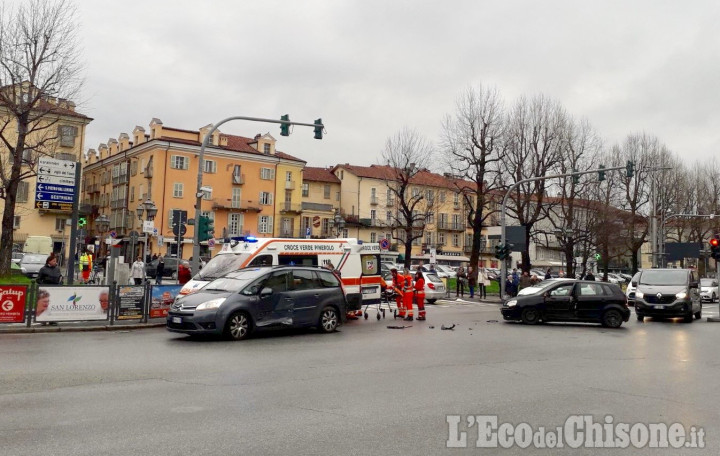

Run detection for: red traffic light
[[710, 238, 720, 248]]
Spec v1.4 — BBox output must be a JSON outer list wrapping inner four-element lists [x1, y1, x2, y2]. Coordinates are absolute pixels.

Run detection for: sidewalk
[[0, 318, 167, 334], [438, 292, 504, 305]]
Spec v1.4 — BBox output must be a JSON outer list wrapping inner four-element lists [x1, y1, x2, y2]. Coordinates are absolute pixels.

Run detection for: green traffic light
[[313, 118, 323, 140], [280, 114, 290, 137]]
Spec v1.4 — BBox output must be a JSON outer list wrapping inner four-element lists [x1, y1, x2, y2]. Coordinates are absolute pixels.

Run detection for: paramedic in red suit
[[391, 268, 405, 318], [413, 269, 426, 320], [402, 267, 414, 321]]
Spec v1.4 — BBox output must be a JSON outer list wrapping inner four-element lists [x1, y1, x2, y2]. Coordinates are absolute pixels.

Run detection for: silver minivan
[[634, 269, 701, 322]]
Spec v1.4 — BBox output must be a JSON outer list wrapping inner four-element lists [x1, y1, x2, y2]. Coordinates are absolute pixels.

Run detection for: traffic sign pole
[[65, 162, 82, 285]]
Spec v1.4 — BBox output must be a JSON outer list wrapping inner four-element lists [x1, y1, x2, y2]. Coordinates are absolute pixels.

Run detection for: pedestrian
[[505, 275, 516, 297], [178, 260, 191, 285], [79, 250, 92, 283], [530, 274, 540, 285], [544, 269, 552, 280], [429, 264, 436, 274], [37, 253, 62, 285], [456, 264, 467, 297], [131, 256, 146, 285], [478, 267, 490, 299], [585, 271, 596, 281], [152, 253, 158, 261], [155, 257, 165, 285], [519, 271, 532, 290], [468, 266, 477, 298], [413, 269, 426, 321], [402, 267, 415, 321]]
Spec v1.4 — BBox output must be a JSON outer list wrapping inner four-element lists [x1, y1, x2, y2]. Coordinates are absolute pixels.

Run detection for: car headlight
[[20, 267, 26, 273], [635, 291, 644, 299], [675, 292, 687, 300], [506, 299, 517, 307], [196, 298, 226, 311]]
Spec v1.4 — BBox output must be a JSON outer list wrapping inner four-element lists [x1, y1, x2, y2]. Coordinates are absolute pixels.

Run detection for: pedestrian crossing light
[[594, 253, 601, 261], [78, 216, 87, 227], [626, 160, 635, 178], [198, 215, 210, 242], [598, 165, 605, 182], [709, 237, 720, 260], [494, 244, 504, 260], [313, 118, 323, 140], [280, 114, 290, 136]]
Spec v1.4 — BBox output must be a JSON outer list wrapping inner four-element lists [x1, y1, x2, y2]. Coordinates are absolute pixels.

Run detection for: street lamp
[[136, 199, 157, 263], [331, 209, 345, 238]]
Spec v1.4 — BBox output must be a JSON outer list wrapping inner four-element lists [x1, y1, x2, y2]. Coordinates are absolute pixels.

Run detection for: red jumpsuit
[[392, 271, 405, 318], [402, 271, 414, 320], [414, 275, 426, 320]]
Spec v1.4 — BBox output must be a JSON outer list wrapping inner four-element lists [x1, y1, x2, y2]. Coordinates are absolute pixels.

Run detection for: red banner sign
[[0, 285, 27, 323]]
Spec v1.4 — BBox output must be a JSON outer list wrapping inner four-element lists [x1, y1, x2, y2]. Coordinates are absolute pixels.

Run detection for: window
[[370, 209, 376, 221], [13, 216, 21, 229], [260, 192, 273, 205], [130, 186, 135, 202], [426, 189, 434, 203], [259, 215, 273, 234], [324, 184, 330, 199], [229, 213, 244, 236], [439, 191, 446, 203], [292, 270, 320, 290], [550, 284, 574, 297], [22, 149, 34, 165], [231, 188, 242, 208], [452, 234, 459, 247], [202, 186, 212, 200], [140, 158, 145, 173], [17, 181, 29, 203], [264, 143, 271, 154], [322, 218, 330, 235], [386, 211, 392, 223], [427, 212, 434, 224], [55, 217, 67, 231], [173, 183, 183, 198], [454, 192, 460, 205], [171, 155, 188, 170], [336, 191, 340, 201], [412, 188, 420, 197], [438, 232, 446, 245], [579, 283, 605, 296], [425, 232, 432, 245], [58, 125, 77, 147], [204, 160, 217, 173], [265, 271, 289, 292], [302, 183, 309, 197], [130, 161, 138, 176], [260, 168, 275, 180], [286, 171, 292, 182]]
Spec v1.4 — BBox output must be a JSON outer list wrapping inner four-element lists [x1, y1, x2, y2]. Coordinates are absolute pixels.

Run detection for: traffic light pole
[[191, 116, 324, 275], [499, 165, 627, 299]]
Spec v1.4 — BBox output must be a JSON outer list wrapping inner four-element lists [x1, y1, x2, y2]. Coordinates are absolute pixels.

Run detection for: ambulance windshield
[[195, 254, 250, 280]]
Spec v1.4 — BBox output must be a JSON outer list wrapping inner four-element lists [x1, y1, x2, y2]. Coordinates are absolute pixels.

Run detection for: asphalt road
[[2, 300, 720, 455]]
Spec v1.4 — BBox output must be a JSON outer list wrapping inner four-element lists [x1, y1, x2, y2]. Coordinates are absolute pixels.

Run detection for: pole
[[66, 163, 82, 285]]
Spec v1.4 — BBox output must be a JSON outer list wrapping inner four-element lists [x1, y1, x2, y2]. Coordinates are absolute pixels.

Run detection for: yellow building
[[300, 167, 341, 238], [0, 91, 91, 255], [81, 119, 305, 262]]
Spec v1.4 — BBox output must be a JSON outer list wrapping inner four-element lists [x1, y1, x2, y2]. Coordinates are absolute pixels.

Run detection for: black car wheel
[[695, 308, 702, 320], [225, 311, 252, 340], [636, 314, 644, 322], [683, 312, 694, 323], [427, 299, 436, 304], [602, 309, 623, 328], [520, 307, 541, 325], [319, 306, 339, 333]]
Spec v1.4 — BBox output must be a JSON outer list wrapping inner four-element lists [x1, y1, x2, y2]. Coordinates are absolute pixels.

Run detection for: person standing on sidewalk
[[468, 266, 477, 298], [131, 256, 146, 285], [37, 253, 62, 285], [155, 257, 165, 285], [478, 267, 489, 299], [456, 265, 467, 297]]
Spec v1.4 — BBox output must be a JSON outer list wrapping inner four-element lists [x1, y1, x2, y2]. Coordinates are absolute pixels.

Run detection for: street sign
[[37, 157, 77, 177], [36, 157, 77, 212], [380, 238, 390, 250], [35, 183, 74, 194], [36, 174, 76, 186], [35, 191, 73, 203], [110, 230, 117, 238], [208, 238, 216, 248], [129, 230, 139, 243], [172, 224, 187, 237], [143, 220, 155, 234], [35, 201, 72, 211], [153, 228, 158, 236]]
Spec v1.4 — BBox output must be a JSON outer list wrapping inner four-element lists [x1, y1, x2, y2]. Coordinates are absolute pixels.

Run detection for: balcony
[[212, 199, 261, 212], [437, 221, 449, 230], [386, 198, 395, 207], [453, 202, 461, 210], [370, 196, 378, 205], [232, 174, 245, 185], [450, 223, 465, 231], [285, 180, 295, 190], [112, 174, 129, 185], [280, 202, 302, 214], [227, 226, 244, 238]]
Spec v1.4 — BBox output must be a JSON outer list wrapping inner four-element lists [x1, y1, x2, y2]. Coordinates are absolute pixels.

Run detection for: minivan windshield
[[195, 254, 251, 280], [700, 278, 715, 287], [639, 269, 688, 286], [202, 276, 253, 293]]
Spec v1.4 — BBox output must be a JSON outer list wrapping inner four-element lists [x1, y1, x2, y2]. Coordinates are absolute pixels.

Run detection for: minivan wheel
[[602, 309, 623, 328], [683, 312, 694, 323], [225, 311, 252, 340], [713, 293, 717, 303], [520, 307, 541, 325], [319, 307, 339, 333], [636, 314, 644, 322], [695, 308, 702, 320]]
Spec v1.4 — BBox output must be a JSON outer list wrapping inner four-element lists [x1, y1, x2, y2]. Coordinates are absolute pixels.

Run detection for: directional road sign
[[36, 174, 76, 186], [36, 157, 77, 212]]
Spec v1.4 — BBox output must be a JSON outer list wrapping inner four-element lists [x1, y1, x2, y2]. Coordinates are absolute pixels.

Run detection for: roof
[[303, 167, 341, 183], [332, 164, 478, 191]]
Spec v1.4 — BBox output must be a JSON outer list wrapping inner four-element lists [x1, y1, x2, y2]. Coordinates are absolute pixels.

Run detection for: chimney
[[133, 126, 146, 145]]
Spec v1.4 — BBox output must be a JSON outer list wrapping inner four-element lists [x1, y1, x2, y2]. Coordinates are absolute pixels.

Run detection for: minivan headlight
[[635, 291, 644, 299], [196, 298, 226, 311], [506, 299, 517, 307], [675, 292, 687, 300]]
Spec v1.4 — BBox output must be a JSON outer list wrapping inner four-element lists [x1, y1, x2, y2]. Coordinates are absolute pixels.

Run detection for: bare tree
[[500, 94, 566, 272], [0, 0, 83, 276], [440, 84, 504, 270], [380, 128, 434, 267]]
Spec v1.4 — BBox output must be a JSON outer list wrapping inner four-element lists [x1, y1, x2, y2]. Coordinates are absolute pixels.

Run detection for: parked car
[[19, 253, 47, 278], [11, 251, 25, 265], [501, 279, 630, 328], [420, 271, 446, 303], [167, 266, 347, 340], [625, 271, 641, 304], [607, 273, 627, 284], [432, 264, 457, 279], [634, 268, 701, 323], [146, 257, 182, 279], [699, 278, 718, 303]]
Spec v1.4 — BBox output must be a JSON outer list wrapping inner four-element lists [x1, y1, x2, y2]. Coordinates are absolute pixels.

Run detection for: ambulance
[[179, 237, 384, 311]]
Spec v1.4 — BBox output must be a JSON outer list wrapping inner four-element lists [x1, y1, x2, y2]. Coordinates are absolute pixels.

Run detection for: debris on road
[[440, 324, 456, 330], [387, 325, 412, 329]]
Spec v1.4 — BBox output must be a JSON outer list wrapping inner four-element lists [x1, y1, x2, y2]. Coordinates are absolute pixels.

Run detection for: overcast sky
[[72, 0, 720, 169]]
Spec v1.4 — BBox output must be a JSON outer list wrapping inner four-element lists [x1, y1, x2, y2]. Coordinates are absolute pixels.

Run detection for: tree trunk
[[0, 118, 27, 278]]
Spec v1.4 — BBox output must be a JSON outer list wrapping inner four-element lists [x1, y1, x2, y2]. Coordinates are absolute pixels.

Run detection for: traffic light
[[594, 253, 601, 261], [626, 160, 635, 178], [494, 244, 504, 260], [572, 169, 579, 184], [78, 216, 87, 227], [313, 118, 323, 140], [206, 217, 214, 240], [198, 216, 209, 242], [598, 165, 605, 182], [280, 114, 290, 136], [710, 237, 720, 260]]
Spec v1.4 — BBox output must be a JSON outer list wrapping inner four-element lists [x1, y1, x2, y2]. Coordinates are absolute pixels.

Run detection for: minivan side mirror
[[260, 287, 273, 297], [631, 281, 637, 287]]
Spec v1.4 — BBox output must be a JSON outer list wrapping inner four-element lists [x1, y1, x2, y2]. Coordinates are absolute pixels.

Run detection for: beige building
[[300, 167, 341, 238]]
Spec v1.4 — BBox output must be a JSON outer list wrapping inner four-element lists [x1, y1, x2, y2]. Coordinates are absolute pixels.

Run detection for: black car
[[501, 279, 630, 328], [166, 266, 347, 340], [146, 257, 181, 279]]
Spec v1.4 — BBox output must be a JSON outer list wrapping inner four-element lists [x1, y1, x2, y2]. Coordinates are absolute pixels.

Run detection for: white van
[[179, 237, 384, 311], [23, 236, 54, 256]]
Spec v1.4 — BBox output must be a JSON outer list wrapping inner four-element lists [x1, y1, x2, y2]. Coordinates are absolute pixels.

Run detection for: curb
[[0, 323, 166, 334]]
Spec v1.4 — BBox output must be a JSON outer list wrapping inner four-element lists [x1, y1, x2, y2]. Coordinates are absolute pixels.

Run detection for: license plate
[[362, 287, 378, 295], [654, 305, 664, 309], [172, 317, 182, 324]]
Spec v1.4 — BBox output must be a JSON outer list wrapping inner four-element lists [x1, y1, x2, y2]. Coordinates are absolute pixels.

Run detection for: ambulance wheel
[[394, 309, 397, 319], [376, 312, 380, 320], [364, 312, 368, 320]]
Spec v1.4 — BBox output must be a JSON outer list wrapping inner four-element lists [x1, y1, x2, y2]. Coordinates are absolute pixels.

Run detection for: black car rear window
[[317, 270, 341, 287]]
